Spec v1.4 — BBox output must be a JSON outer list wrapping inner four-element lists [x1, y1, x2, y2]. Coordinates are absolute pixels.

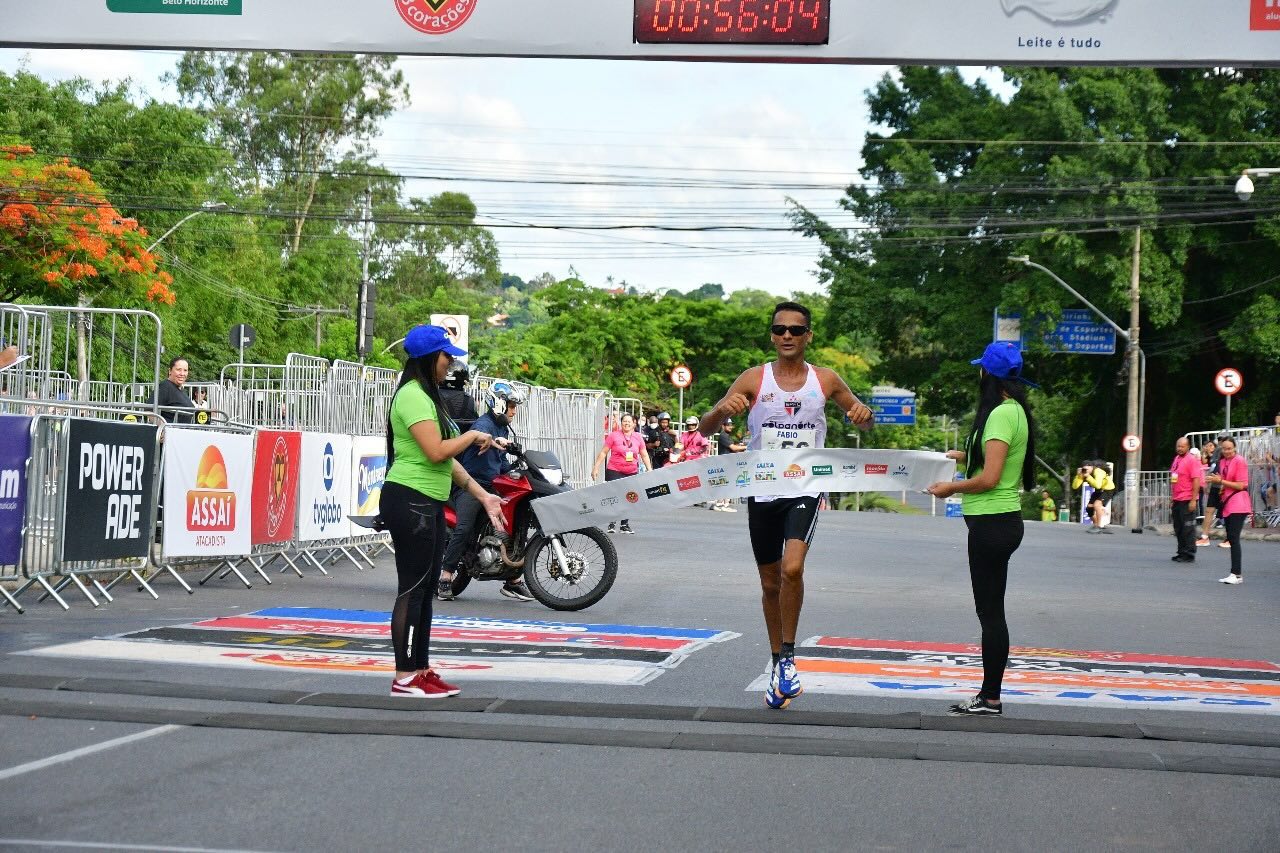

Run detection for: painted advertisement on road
[[746, 636, 1280, 714], [23, 606, 740, 686]]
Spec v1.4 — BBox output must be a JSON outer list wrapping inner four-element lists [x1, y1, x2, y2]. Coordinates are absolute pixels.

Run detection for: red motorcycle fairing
[[443, 470, 532, 534]]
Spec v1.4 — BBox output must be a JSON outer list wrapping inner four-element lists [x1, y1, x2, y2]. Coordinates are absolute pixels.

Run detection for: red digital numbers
[[635, 0, 829, 45]]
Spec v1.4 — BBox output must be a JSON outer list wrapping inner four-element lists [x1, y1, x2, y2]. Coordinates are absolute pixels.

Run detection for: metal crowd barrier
[[1185, 424, 1280, 528]]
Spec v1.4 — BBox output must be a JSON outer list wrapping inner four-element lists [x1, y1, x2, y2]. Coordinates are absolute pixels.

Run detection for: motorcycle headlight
[[539, 467, 563, 487]]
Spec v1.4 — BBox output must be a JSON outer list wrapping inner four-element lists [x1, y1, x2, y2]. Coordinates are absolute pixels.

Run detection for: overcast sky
[[2, 48, 999, 296]]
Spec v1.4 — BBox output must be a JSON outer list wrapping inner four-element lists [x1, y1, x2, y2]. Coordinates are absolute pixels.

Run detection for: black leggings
[[381, 481, 446, 672], [1224, 513, 1245, 576], [964, 511, 1025, 700]]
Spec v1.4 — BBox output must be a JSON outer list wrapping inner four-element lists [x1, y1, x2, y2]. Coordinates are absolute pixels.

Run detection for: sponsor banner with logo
[[22, 606, 740, 686], [743, 636, 1280, 715], [298, 433, 353, 541], [250, 430, 301, 545], [62, 419, 159, 562], [532, 449, 953, 534], [0, 415, 31, 565], [5, 1, 1280, 65], [351, 436, 387, 518], [162, 428, 253, 558]]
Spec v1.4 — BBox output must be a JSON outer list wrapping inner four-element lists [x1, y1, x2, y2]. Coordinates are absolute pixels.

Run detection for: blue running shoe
[[776, 655, 803, 699], [764, 662, 791, 710]]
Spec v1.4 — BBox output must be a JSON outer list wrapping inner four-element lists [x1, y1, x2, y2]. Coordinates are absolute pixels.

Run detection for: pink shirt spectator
[[1169, 452, 1200, 501], [674, 429, 709, 464], [604, 430, 645, 475], [1219, 455, 1253, 517]]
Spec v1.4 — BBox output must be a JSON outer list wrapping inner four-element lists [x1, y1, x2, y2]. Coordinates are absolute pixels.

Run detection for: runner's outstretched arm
[[699, 366, 761, 437]]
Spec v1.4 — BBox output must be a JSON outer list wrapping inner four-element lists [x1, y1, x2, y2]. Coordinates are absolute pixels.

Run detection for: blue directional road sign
[[995, 309, 1117, 355], [870, 391, 916, 426]]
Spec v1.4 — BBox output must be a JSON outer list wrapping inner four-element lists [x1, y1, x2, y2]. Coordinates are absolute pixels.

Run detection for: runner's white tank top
[[748, 362, 828, 501]]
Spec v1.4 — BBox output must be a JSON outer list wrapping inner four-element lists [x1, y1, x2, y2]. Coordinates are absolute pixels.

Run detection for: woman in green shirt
[[383, 324, 504, 699], [927, 341, 1038, 717]]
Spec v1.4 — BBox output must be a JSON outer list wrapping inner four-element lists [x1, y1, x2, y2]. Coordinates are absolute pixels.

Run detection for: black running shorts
[[746, 496, 820, 565], [1090, 488, 1114, 507]]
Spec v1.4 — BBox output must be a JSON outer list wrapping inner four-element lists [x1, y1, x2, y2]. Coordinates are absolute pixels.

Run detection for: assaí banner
[[298, 433, 353, 542], [163, 428, 253, 558], [351, 436, 387, 519], [62, 418, 159, 562], [531, 448, 955, 535], [251, 430, 301, 546]]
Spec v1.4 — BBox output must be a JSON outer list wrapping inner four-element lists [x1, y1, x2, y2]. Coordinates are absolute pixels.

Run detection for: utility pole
[[1124, 226, 1142, 533], [356, 185, 375, 359], [285, 305, 347, 352]]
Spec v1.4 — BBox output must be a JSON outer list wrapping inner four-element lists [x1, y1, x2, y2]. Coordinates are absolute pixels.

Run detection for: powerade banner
[[162, 428, 253, 558], [351, 436, 387, 519], [251, 430, 301, 546], [532, 449, 954, 535], [298, 433, 352, 541], [0, 415, 31, 565], [62, 419, 158, 562]]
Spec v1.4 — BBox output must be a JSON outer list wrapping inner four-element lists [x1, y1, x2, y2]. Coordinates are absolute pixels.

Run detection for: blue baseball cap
[[404, 324, 466, 359], [970, 341, 1040, 388]]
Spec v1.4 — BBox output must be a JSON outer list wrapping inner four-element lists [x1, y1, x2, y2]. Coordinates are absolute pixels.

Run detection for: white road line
[[0, 724, 182, 782], [0, 841, 289, 853]]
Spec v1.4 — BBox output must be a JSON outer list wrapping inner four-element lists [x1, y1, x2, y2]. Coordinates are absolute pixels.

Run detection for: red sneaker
[[389, 671, 456, 698], [422, 668, 461, 697]]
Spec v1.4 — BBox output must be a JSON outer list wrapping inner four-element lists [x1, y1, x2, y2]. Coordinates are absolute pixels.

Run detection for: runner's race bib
[[761, 427, 816, 451]]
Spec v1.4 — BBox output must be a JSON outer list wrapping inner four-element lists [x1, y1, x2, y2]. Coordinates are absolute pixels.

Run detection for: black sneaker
[[619, 523, 635, 534], [948, 696, 1002, 716], [500, 581, 534, 602], [436, 574, 456, 601]]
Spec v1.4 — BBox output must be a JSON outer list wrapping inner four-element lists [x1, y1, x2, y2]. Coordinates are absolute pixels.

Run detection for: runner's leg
[[778, 538, 810, 645]]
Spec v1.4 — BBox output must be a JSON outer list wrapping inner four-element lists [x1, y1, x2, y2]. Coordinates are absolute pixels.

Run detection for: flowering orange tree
[[0, 144, 175, 306]]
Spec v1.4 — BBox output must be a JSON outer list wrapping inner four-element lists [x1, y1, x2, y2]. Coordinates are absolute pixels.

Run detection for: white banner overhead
[[531, 448, 955, 535], [4, 1, 1280, 66]]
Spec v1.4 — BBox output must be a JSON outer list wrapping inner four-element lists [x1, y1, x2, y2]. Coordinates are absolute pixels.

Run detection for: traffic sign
[[1122, 434, 1142, 453], [229, 323, 256, 352], [870, 386, 916, 427], [670, 365, 692, 389], [995, 309, 1117, 355], [1214, 368, 1243, 396]]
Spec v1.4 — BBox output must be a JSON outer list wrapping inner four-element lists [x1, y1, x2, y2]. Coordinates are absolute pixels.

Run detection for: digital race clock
[[634, 0, 830, 45]]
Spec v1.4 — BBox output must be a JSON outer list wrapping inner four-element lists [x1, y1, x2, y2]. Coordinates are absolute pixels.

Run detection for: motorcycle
[[441, 443, 618, 611]]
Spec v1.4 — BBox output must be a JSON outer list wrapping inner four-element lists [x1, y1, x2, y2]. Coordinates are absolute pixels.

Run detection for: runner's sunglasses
[[770, 324, 810, 337]]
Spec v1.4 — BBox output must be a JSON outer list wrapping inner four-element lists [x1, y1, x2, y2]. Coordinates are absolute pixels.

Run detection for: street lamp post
[[1009, 238, 1147, 533], [146, 200, 228, 253], [1234, 167, 1280, 201]]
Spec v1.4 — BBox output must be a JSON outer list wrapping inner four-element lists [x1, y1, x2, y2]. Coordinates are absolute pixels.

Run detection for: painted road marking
[[21, 608, 739, 686], [251, 607, 735, 640], [191, 616, 703, 652], [0, 841, 288, 853], [24, 640, 664, 685], [749, 637, 1280, 714], [0, 725, 181, 782]]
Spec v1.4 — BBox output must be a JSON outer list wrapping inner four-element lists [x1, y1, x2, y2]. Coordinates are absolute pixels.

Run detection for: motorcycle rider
[[644, 411, 678, 469], [439, 381, 534, 602], [439, 360, 480, 433]]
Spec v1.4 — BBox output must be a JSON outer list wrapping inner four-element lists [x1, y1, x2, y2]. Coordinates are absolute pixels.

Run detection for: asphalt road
[[1, 509, 1277, 852]]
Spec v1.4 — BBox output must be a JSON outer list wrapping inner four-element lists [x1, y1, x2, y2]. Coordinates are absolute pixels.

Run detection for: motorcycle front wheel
[[522, 527, 618, 611]]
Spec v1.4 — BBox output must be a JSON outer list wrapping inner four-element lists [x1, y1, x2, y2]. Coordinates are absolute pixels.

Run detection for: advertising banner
[[61, 419, 159, 562], [0, 416, 32, 566], [351, 436, 387, 520], [3, 1, 1279, 66], [162, 428, 253, 558], [532, 448, 954, 535], [250, 430, 301, 546], [298, 433, 353, 542]]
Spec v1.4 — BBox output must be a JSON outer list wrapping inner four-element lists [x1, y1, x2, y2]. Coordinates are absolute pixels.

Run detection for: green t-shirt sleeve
[[982, 401, 1019, 446], [396, 385, 439, 430]]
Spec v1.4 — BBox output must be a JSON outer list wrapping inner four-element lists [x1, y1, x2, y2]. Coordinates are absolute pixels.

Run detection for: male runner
[[699, 301, 873, 709]]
